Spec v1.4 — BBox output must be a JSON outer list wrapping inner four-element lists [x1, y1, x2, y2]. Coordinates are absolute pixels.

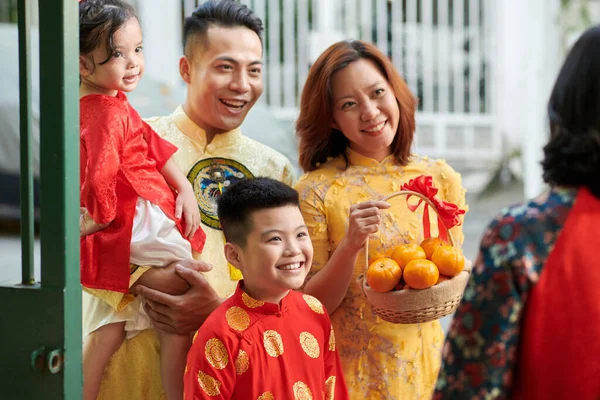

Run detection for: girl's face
[[330, 58, 400, 162], [79, 17, 144, 96]]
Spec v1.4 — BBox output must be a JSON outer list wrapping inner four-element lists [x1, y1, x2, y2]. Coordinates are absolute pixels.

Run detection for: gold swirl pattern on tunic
[[226, 306, 250, 331], [299, 332, 320, 359], [328, 326, 336, 351], [325, 376, 336, 400], [197, 370, 222, 396], [293, 381, 313, 400], [257, 392, 274, 400], [205, 338, 229, 370], [235, 349, 249, 375], [263, 330, 284, 357], [242, 292, 265, 308], [302, 294, 324, 314], [192, 330, 199, 344]]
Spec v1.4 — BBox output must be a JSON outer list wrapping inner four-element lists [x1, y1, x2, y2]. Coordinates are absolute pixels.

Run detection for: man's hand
[[131, 263, 223, 334]]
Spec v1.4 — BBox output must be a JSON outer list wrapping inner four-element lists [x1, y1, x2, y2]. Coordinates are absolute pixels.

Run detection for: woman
[[435, 25, 600, 400], [294, 40, 468, 399]]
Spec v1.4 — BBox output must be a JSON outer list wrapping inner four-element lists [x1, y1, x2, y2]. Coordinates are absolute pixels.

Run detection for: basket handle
[[363, 190, 456, 273]]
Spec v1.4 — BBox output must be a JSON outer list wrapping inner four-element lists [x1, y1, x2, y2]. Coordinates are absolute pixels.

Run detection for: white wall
[[136, 0, 183, 89], [495, 0, 561, 199]]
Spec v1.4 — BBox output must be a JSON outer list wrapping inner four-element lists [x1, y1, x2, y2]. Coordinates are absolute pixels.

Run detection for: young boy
[[184, 177, 349, 399]]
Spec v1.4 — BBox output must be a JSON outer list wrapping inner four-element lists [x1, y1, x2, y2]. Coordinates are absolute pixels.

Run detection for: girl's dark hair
[[79, 0, 137, 64], [543, 24, 600, 198]]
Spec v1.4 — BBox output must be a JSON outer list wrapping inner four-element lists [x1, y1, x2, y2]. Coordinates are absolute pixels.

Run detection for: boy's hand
[[175, 186, 200, 238]]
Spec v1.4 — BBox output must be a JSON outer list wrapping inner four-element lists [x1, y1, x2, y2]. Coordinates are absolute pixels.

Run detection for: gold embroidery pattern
[[328, 326, 336, 351], [192, 330, 199, 344], [293, 381, 313, 400], [302, 294, 324, 314], [325, 376, 336, 400], [242, 292, 265, 308], [197, 370, 222, 396], [263, 330, 284, 357], [257, 392, 275, 400], [299, 332, 320, 359], [205, 338, 229, 370], [226, 306, 250, 331], [235, 349, 249, 375]]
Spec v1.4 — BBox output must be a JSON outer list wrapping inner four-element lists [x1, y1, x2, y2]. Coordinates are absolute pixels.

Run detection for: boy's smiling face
[[225, 205, 313, 304]]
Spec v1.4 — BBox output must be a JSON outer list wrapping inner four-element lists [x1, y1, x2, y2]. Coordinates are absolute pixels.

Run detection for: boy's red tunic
[[184, 283, 349, 399], [79, 92, 205, 293]]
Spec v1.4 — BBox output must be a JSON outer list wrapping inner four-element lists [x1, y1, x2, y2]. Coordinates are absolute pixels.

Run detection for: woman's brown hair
[[296, 40, 417, 172]]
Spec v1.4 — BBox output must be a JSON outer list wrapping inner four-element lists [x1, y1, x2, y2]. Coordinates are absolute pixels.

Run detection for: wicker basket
[[357, 190, 471, 324]]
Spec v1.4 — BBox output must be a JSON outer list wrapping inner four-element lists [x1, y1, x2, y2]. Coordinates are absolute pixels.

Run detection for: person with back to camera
[[435, 24, 600, 400]]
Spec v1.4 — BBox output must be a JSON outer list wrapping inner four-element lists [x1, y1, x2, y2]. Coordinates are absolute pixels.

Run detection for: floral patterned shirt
[[434, 188, 577, 399]]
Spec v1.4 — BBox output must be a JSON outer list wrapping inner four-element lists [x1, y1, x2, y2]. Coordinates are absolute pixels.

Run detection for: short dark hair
[[217, 178, 300, 246], [543, 24, 600, 198], [79, 0, 138, 65], [183, 0, 263, 56]]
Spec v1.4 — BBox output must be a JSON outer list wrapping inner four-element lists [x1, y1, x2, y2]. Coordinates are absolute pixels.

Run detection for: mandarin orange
[[390, 244, 426, 270], [431, 245, 465, 277], [403, 259, 439, 289], [367, 253, 386, 267], [366, 257, 402, 293], [436, 274, 450, 285], [420, 237, 446, 260]]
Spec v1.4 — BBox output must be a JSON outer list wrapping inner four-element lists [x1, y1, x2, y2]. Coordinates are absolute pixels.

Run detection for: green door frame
[[0, 0, 82, 398]]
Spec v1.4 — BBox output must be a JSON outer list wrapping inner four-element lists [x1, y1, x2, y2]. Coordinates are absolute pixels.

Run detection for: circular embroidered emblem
[[302, 294, 324, 314], [225, 306, 250, 332], [242, 292, 265, 309], [263, 330, 284, 357], [235, 349, 249, 375], [257, 392, 275, 400], [197, 370, 222, 396], [205, 338, 229, 370], [187, 157, 254, 229], [299, 332, 320, 359], [293, 381, 313, 400], [325, 376, 336, 400]]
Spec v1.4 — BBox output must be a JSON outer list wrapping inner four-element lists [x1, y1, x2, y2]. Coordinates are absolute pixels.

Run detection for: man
[[96, 1, 295, 399]]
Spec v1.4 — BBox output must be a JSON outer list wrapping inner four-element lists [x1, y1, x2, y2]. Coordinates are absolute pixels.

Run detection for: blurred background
[[1, 1, 598, 325]]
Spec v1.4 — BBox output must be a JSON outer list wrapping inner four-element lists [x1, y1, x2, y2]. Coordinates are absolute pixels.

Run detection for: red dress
[[184, 283, 349, 399], [80, 92, 205, 293]]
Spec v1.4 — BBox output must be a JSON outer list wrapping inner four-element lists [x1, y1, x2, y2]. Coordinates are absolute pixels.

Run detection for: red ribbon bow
[[400, 175, 465, 243]]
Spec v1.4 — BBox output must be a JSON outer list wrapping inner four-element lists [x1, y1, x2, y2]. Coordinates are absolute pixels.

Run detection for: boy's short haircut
[[217, 177, 300, 247], [183, 0, 264, 56]]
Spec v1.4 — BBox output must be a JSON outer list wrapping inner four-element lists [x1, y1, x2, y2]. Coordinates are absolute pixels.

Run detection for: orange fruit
[[436, 275, 450, 285], [431, 246, 465, 277], [420, 237, 446, 260], [368, 253, 386, 267], [366, 257, 402, 293], [403, 259, 439, 289], [390, 244, 426, 270]]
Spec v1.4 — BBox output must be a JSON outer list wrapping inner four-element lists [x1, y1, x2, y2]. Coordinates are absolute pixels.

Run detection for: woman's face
[[330, 58, 400, 161]]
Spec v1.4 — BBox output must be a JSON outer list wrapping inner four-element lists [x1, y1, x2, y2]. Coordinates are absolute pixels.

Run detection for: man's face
[[180, 25, 264, 137]]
